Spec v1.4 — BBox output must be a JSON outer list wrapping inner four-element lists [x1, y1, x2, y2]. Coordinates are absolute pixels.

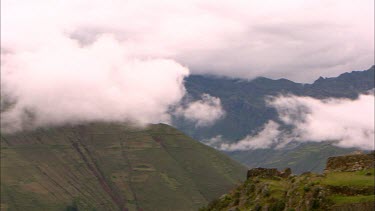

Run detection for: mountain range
[[1, 66, 373, 210], [175, 65, 374, 173]]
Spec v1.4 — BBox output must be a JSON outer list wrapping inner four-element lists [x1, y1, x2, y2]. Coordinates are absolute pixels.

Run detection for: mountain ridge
[[181, 65, 374, 141], [176, 65, 374, 173]]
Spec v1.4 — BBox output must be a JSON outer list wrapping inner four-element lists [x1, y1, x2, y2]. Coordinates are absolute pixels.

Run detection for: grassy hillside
[[202, 169, 374, 211], [201, 153, 375, 211], [0, 123, 246, 211]]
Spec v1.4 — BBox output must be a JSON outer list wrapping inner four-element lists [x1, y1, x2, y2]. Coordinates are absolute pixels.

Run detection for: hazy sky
[[1, 0, 374, 132]]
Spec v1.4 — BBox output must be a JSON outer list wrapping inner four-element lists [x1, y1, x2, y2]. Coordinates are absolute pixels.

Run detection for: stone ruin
[[246, 152, 374, 179], [247, 167, 292, 179], [325, 152, 374, 172]]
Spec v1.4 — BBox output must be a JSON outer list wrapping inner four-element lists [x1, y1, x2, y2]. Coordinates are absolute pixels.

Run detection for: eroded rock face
[[325, 152, 374, 172]]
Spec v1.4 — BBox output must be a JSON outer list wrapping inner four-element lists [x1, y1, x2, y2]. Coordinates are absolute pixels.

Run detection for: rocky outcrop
[[327, 185, 374, 196], [331, 201, 375, 211], [247, 167, 292, 179], [325, 152, 374, 172]]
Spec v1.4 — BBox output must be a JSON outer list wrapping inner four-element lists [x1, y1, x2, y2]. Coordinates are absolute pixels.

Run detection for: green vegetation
[[259, 179, 288, 199], [201, 167, 375, 210], [322, 169, 374, 187], [329, 195, 375, 205], [1, 123, 246, 211]]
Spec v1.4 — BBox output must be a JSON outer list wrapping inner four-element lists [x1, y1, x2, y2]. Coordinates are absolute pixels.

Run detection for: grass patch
[[329, 195, 375, 205], [322, 169, 374, 187], [259, 179, 288, 199]]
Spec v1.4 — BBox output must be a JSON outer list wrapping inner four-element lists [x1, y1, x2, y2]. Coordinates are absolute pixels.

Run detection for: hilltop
[[0, 123, 246, 211], [201, 152, 375, 211]]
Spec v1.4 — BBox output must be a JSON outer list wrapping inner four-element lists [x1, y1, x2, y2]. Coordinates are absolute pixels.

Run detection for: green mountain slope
[[0, 123, 246, 211]]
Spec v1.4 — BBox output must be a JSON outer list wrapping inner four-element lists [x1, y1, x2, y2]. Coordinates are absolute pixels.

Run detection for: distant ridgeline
[[201, 152, 375, 211], [182, 65, 375, 141], [179, 66, 375, 174]]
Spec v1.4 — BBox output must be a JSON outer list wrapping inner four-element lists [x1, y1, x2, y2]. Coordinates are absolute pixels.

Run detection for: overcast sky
[[2, 0, 374, 82], [1, 0, 374, 132]]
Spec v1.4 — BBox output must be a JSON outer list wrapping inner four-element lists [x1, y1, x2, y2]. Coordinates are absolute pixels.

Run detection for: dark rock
[[247, 167, 293, 179], [301, 171, 312, 176], [247, 168, 279, 178], [327, 185, 374, 196], [280, 168, 292, 178]]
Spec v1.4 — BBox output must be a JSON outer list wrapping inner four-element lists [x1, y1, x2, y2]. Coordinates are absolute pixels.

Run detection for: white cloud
[[220, 121, 281, 150], [175, 94, 225, 127], [202, 135, 225, 148], [269, 94, 374, 150], [219, 93, 374, 151], [1, 34, 188, 132]]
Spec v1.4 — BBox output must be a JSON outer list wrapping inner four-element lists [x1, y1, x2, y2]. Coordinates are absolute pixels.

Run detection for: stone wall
[[325, 152, 374, 172]]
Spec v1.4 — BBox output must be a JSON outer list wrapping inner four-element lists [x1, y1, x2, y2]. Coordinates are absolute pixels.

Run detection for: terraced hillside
[[201, 153, 375, 211], [0, 123, 246, 211]]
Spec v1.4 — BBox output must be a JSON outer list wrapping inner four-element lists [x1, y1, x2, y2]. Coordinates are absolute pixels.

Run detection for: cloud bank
[[175, 94, 225, 127], [1, 0, 373, 131], [271, 94, 374, 149], [1, 35, 189, 132], [3, 0, 374, 82], [219, 94, 374, 151]]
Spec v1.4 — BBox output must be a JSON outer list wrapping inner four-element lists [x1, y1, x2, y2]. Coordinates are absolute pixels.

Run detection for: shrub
[[303, 185, 311, 192], [269, 199, 286, 211]]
